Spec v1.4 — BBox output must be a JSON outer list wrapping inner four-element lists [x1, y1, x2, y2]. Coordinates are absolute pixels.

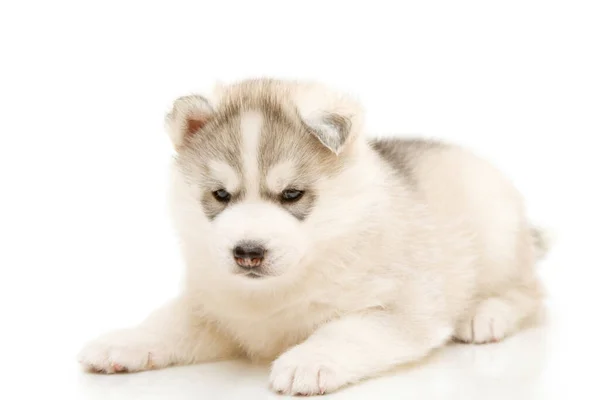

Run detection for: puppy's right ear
[[164, 95, 214, 149]]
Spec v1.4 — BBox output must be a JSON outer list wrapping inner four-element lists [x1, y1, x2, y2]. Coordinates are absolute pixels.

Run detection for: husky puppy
[[78, 79, 547, 395]]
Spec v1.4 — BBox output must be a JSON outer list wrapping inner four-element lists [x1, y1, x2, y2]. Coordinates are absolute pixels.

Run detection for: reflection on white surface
[[76, 324, 549, 399]]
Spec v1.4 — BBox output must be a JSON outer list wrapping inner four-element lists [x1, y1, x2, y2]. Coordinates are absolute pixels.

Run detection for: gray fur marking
[[177, 91, 343, 221], [370, 138, 444, 185]]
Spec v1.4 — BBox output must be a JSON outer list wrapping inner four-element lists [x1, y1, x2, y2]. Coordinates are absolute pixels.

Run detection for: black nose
[[233, 242, 265, 269]]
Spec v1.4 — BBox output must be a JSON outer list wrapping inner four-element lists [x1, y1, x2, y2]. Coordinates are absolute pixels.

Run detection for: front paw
[[269, 345, 349, 396], [78, 329, 169, 373], [454, 298, 513, 344]]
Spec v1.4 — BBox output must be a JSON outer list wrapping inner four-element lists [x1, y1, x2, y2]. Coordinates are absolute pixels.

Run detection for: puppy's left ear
[[303, 113, 353, 155], [293, 83, 364, 155], [164, 95, 214, 149]]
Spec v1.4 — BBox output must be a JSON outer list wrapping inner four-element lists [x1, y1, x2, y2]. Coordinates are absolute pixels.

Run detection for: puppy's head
[[166, 80, 364, 284]]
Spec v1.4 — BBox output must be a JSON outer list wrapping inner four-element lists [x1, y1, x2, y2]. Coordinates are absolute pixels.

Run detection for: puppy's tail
[[530, 225, 554, 262]]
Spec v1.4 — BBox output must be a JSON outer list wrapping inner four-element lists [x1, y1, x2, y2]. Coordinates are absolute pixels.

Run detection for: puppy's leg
[[78, 297, 237, 373], [453, 283, 543, 344], [270, 312, 451, 395]]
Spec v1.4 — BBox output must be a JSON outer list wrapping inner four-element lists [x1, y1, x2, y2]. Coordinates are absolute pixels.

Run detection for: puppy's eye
[[212, 189, 231, 203], [281, 189, 304, 202]]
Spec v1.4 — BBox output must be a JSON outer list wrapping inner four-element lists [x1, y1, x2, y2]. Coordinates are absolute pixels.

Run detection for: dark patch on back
[[370, 138, 444, 185]]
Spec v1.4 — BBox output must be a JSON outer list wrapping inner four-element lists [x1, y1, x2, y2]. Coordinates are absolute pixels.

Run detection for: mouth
[[235, 270, 267, 279]]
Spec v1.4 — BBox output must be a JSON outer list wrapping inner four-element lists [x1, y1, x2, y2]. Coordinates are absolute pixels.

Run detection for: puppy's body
[[79, 79, 546, 395]]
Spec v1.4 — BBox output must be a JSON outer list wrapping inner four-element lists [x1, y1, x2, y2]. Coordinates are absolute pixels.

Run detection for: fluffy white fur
[[78, 79, 547, 396]]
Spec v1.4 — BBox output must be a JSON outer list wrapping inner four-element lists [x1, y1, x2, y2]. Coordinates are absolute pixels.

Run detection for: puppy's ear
[[165, 95, 214, 149], [303, 113, 352, 155], [292, 83, 364, 155]]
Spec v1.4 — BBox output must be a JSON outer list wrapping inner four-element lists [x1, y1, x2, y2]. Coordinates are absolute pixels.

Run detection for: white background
[[1, 1, 599, 399]]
